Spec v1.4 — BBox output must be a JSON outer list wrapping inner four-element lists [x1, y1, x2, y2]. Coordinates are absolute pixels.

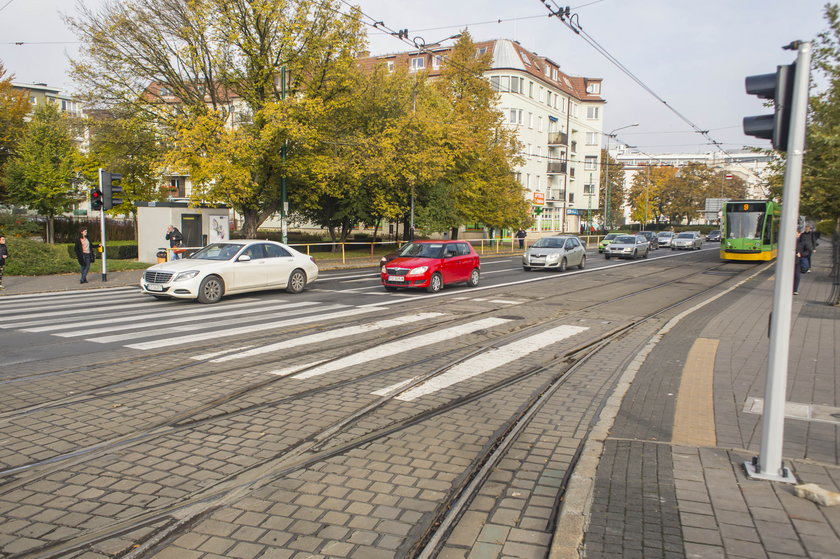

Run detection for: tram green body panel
[[720, 200, 781, 262]]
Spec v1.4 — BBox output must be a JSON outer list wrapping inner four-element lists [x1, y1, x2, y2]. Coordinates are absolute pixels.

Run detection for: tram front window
[[726, 212, 765, 239]]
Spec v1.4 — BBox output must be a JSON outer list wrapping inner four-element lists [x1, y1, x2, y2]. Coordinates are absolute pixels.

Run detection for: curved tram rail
[[0, 254, 754, 558]]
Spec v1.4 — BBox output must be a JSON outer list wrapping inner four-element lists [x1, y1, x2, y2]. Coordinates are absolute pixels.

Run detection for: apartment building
[[362, 39, 606, 233]]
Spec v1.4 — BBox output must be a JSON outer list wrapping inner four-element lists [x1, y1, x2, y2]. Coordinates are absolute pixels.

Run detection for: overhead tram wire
[[537, 0, 764, 181]]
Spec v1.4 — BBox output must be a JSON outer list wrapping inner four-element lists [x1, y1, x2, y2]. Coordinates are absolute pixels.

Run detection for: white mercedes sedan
[[140, 240, 319, 303]]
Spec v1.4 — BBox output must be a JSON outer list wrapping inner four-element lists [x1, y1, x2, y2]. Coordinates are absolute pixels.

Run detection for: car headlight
[[174, 270, 200, 281], [547, 253, 559, 261], [406, 266, 429, 276], [381, 265, 387, 274]]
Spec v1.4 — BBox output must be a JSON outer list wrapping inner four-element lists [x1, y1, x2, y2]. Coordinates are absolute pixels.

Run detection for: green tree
[[802, 3, 840, 237], [68, 0, 366, 237], [628, 165, 671, 227], [4, 103, 80, 243], [0, 62, 30, 197], [599, 148, 625, 228]]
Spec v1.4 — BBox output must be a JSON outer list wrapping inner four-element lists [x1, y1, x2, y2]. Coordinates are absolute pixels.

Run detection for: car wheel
[[558, 258, 567, 272], [197, 275, 224, 304], [384, 285, 398, 292], [467, 268, 480, 287], [578, 255, 586, 270], [286, 269, 307, 294], [426, 272, 443, 293], [523, 266, 531, 271], [632, 250, 638, 259], [605, 254, 610, 260], [671, 247, 676, 251]]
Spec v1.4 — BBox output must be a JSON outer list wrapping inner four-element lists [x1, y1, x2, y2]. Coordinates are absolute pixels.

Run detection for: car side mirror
[[238, 255, 251, 262]]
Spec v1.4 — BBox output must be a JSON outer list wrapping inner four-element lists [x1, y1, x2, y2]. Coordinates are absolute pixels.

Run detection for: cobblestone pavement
[[580, 243, 840, 559]]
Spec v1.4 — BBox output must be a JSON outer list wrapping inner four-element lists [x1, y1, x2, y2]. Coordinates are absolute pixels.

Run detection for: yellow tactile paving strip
[[672, 338, 718, 446]]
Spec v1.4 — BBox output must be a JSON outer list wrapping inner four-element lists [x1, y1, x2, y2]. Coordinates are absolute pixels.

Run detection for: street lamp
[[604, 123, 639, 230]]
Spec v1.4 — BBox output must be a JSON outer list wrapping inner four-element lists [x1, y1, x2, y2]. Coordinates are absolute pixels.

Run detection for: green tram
[[720, 200, 781, 261]]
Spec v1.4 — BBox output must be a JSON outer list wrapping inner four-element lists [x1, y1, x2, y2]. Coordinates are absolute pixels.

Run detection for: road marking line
[[283, 317, 512, 380], [28, 300, 298, 334], [192, 345, 256, 360], [393, 324, 588, 401], [208, 313, 444, 362], [671, 338, 718, 446], [118, 307, 379, 349]]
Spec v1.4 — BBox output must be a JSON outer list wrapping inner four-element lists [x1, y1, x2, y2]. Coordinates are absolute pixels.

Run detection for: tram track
[[0, 257, 739, 478], [0, 256, 761, 559]]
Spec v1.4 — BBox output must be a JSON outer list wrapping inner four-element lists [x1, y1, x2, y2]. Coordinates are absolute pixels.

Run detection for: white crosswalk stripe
[[276, 317, 512, 380]]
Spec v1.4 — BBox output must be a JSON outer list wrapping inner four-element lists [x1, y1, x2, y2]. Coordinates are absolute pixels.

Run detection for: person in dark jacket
[[165, 225, 183, 259], [801, 225, 816, 272], [0, 235, 8, 290], [73, 227, 93, 284], [793, 229, 812, 295], [515, 228, 527, 249]]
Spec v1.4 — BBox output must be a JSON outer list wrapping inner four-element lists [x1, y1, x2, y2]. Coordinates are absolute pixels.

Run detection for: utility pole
[[280, 66, 288, 244]]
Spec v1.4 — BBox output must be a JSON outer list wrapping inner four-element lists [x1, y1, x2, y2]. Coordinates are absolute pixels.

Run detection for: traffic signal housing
[[743, 63, 796, 151], [90, 188, 103, 211], [101, 171, 123, 210]]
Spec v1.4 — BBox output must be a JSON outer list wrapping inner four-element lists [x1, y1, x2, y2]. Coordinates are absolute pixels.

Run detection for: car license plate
[[147, 284, 163, 292], [388, 275, 405, 282]]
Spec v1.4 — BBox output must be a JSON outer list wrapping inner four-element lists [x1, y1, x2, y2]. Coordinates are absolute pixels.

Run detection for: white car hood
[[147, 258, 225, 273]]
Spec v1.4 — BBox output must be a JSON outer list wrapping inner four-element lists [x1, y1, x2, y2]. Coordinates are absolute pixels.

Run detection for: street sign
[[532, 192, 545, 205]]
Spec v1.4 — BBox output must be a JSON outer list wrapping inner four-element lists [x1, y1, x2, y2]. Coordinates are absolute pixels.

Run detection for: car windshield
[[190, 243, 243, 260], [397, 242, 445, 259], [709, 231, 720, 235], [532, 237, 566, 248], [604, 233, 619, 240], [614, 236, 636, 244], [676, 233, 694, 239]]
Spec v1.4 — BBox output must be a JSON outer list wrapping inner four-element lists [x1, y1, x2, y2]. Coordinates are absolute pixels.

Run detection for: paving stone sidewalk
[[581, 242, 840, 559]]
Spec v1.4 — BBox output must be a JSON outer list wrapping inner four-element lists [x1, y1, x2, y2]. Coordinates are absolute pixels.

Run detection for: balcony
[[547, 161, 567, 174], [548, 131, 569, 146]]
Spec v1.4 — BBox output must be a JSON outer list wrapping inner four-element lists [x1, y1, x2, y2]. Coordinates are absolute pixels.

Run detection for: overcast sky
[[0, 0, 830, 155]]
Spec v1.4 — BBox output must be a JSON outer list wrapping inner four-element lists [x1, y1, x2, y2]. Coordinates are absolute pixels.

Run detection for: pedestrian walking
[[165, 225, 183, 260], [793, 229, 812, 295], [515, 228, 527, 249], [73, 227, 94, 284], [801, 225, 816, 272], [0, 235, 8, 290]]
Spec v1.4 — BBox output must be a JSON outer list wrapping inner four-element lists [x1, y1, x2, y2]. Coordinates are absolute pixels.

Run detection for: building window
[[529, 81, 534, 98], [528, 112, 533, 128], [586, 81, 601, 94], [477, 47, 487, 55], [538, 116, 543, 132], [585, 155, 598, 170], [586, 106, 600, 119], [410, 57, 425, 72], [387, 61, 395, 72], [508, 108, 523, 124], [432, 55, 442, 69], [544, 64, 550, 77], [511, 76, 523, 94], [584, 183, 596, 195], [552, 69, 558, 81], [569, 192, 575, 203], [586, 132, 599, 145]]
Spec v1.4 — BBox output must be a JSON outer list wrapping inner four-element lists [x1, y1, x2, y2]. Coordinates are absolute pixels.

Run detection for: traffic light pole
[[98, 168, 108, 282], [744, 40, 811, 483]]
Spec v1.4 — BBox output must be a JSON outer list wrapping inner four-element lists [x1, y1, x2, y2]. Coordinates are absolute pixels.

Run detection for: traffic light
[[90, 188, 103, 211], [101, 171, 123, 210], [743, 63, 796, 151]]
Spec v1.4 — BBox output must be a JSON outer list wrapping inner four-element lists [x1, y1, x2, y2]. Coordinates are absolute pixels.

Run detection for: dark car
[[638, 231, 659, 250], [381, 240, 481, 293], [706, 230, 722, 242]]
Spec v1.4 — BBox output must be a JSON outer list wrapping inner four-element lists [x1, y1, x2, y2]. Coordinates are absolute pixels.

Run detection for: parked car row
[[140, 232, 710, 303]]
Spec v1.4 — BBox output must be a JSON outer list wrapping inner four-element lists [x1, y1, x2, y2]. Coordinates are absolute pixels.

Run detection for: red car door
[[440, 243, 461, 283]]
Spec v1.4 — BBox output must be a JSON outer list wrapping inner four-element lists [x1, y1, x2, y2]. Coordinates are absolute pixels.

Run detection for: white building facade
[[364, 39, 606, 234]]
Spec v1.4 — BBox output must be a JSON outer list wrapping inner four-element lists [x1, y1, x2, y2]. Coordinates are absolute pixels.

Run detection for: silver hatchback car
[[604, 234, 650, 260], [522, 235, 586, 272], [672, 231, 703, 250]]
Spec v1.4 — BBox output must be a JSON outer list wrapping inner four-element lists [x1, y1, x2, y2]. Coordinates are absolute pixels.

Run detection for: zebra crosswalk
[[0, 288, 379, 351]]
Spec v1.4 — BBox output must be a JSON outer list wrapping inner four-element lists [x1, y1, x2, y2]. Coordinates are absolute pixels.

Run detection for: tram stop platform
[[552, 241, 840, 559]]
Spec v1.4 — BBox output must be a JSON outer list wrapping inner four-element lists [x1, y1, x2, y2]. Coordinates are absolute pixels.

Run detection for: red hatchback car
[[381, 240, 481, 293]]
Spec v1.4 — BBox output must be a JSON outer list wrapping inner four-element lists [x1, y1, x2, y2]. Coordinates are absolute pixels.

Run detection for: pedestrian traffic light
[[90, 188, 103, 211], [101, 171, 123, 210], [743, 63, 796, 151]]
